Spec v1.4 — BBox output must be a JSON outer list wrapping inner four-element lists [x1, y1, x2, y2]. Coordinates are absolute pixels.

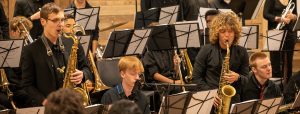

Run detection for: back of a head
[[108, 99, 142, 114], [44, 88, 85, 114]]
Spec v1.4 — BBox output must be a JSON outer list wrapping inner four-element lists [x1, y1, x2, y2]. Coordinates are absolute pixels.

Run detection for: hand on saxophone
[[223, 70, 240, 84], [70, 69, 84, 84], [213, 95, 221, 107]]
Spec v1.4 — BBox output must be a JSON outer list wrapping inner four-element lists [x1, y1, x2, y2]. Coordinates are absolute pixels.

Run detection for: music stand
[[102, 29, 133, 58], [85, 104, 109, 114], [239, 25, 259, 49], [291, 91, 300, 109], [197, 7, 232, 30], [293, 15, 300, 31], [0, 39, 24, 68], [78, 35, 91, 56], [126, 29, 152, 55], [262, 30, 286, 51], [64, 7, 100, 30], [159, 91, 190, 114], [134, 8, 160, 29], [0, 109, 13, 114], [96, 58, 121, 87], [247, 0, 265, 19], [185, 89, 217, 114], [230, 99, 259, 114], [159, 5, 179, 25], [16, 106, 44, 114], [147, 24, 177, 51], [173, 22, 201, 48], [254, 97, 282, 114]]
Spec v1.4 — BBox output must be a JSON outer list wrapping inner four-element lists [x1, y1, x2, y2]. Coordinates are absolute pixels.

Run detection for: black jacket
[[21, 35, 91, 106], [283, 71, 300, 104], [0, 3, 9, 39]]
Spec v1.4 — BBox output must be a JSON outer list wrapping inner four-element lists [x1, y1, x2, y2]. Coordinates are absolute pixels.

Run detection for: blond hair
[[118, 56, 144, 73], [209, 11, 242, 45], [249, 52, 268, 67]]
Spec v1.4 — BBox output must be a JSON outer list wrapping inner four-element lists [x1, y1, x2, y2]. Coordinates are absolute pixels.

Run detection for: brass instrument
[[180, 49, 193, 83], [216, 42, 236, 114], [276, 0, 295, 30], [63, 25, 90, 106], [96, 46, 104, 60], [87, 50, 110, 93], [17, 18, 34, 45], [174, 50, 186, 92], [0, 69, 17, 109]]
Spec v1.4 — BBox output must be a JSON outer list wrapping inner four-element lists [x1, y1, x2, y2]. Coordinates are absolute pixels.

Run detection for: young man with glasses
[[21, 3, 91, 106]]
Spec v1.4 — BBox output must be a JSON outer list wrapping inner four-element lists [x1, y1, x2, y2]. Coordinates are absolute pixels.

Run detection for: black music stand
[[147, 24, 177, 51], [198, 7, 232, 30], [254, 97, 282, 114], [230, 99, 259, 114], [78, 35, 91, 56], [173, 22, 201, 48], [159, 91, 190, 114], [16, 106, 44, 114], [239, 25, 259, 49], [185, 89, 217, 114], [159, 5, 179, 25], [125, 29, 152, 55], [102, 29, 133, 58], [134, 8, 160, 29], [293, 15, 300, 31], [0, 40, 24, 68], [262, 30, 286, 51], [64, 7, 100, 30]]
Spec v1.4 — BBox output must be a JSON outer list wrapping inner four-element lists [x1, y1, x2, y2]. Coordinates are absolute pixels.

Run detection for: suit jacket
[[21, 35, 91, 106]]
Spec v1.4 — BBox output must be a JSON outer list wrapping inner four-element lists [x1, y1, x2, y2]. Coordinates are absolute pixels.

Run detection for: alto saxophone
[[87, 50, 110, 93], [216, 42, 236, 114], [0, 69, 17, 109], [63, 25, 90, 106]]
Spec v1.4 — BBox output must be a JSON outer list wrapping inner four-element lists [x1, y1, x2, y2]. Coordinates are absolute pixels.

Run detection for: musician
[[101, 56, 150, 114], [68, 0, 100, 54], [283, 71, 300, 104], [14, 0, 54, 39], [21, 3, 91, 106], [9, 16, 33, 40], [192, 12, 249, 103], [240, 52, 281, 102], [109, 99, 142, 114], [263, 0, 297, 83], [0, 3, 9, 39]]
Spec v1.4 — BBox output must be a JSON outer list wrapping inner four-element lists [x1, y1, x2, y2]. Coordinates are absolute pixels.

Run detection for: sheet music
[[159, 92, 190, 114], [263, 30, 285, 51], [230, 99, 259, 114], [239, 26, 259, 49], [0, 40, 24, 68], [75, 7, 100, 30], [126, 29, 151, 55], [257, 97, 282, 114], [174, 22, 201, 48], [16, 106, 44, 114], [64, 8, 75, 16], [159, 5, 179, 25], [186, 89, 217, 114]]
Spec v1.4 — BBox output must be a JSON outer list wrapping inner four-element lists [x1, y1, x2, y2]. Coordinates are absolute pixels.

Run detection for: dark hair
[[205, 9, 219, 20], [64, 14, 75, 20], [44, 88, 85, 114], [108, 99, 142, 114], [40, 2, 62, 19]]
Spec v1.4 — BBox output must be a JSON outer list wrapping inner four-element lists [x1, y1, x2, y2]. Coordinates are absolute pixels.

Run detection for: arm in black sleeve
[[142, 51, 159, 82], [191, 47, 210, 90], [0, 4, 9, 39], [263, 0, 276, 22], [21, 46, 45, 106]]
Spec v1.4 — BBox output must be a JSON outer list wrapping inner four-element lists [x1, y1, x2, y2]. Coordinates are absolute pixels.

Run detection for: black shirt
[[101, 83, 150, 114], [240, 73, 282, 102], [0, 3, 9, 39]]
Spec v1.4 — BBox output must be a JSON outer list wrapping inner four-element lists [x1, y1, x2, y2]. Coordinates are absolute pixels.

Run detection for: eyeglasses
[[47, 18, 65, 24]]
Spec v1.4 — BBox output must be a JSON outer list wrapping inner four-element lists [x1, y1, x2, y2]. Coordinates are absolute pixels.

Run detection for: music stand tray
[[173, 22, 201, 48], [262, 30, 286, 51], [185, 89, 217, 114], [254, 97, 283, 114], [0, 39, 24, 68], [239, 25, 259, 49], [159, 5, 179, 25], [159, 91, 190, 114], [125, 29, 152, 55]]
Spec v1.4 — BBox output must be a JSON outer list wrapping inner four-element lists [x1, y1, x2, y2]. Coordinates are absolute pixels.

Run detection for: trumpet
[[276, 0, 295, 30]]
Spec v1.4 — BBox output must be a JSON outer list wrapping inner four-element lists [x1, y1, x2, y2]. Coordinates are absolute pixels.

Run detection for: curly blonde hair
[[209, 11, 242, 45]]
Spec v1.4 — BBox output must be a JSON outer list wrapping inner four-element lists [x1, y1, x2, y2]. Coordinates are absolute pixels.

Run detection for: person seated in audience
[[108, 99, 142, 114], [101, 56, 150, 114], [43, 88, 85, 114]]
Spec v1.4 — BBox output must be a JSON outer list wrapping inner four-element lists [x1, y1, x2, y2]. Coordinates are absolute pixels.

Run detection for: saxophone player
[[191, 12, 249, 108], [21, 3, 91, 106]]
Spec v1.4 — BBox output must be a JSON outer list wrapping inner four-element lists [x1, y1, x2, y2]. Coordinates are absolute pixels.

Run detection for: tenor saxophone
[[216, 42, 236, 114], [0, 69, 17, 109], [63, 25, 90, 106]]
